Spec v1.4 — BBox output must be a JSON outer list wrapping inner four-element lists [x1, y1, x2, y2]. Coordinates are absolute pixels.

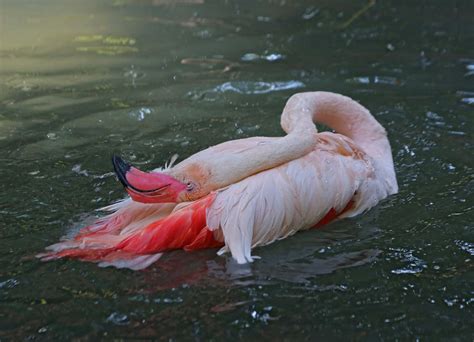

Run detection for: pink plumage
[[38, 92, 398, 269]]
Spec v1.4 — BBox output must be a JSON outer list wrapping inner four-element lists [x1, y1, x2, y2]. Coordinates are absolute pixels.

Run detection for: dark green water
[[1, 0, 473, 340]]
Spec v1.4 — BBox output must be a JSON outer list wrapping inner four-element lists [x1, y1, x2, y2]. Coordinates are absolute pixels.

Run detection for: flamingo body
[[206, 133, 387, 264], [38, 92, 398, 269]]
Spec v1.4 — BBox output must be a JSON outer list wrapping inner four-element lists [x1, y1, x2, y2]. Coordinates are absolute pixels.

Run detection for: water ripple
[[455, 240, 474, 256], [241, 53, 286, 62], [187, 80, 305, 101], [463, 63, 474, 77], [456, 90, 474, 105], [0, 278, 19, 289], [345, 76, 403, 86], [106, 312, 129, 326], [389, 248, 427, 275], [213, 81, 305, 95]]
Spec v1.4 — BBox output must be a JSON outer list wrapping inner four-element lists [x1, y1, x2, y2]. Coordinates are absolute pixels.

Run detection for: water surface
[[0, 0, 473, 339]]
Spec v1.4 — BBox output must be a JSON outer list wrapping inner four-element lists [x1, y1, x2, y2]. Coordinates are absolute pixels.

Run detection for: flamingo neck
[[209, 91, 387, 183], [280, 91, 387, 146], [279, 91, 398, 194], [172, 91, 397, 195]]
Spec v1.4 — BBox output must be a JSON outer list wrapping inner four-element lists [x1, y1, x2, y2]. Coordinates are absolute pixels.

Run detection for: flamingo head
[[112, 155, 210, 203]]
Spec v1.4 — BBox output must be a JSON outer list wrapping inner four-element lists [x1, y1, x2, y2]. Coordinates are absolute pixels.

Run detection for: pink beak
[[112, 155, 186, 203]]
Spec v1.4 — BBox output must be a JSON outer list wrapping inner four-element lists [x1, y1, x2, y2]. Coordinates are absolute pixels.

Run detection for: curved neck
[[174, 91, 396, 194], [279, 91, 397, 194], [281, 91, 387, 144], [224, 91, 389, 179]]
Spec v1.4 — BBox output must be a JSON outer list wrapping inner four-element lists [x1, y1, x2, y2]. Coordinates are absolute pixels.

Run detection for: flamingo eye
[[186, 182, 194, 191]]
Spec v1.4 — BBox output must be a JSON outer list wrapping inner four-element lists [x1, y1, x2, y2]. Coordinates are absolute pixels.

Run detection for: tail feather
[[184, 226, 224, 251], [115, 194, 219, 254], [37, 194, 221, 269]]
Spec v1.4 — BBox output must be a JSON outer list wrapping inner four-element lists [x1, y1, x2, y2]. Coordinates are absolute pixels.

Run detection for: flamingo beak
[[112, 155, 186, 203]]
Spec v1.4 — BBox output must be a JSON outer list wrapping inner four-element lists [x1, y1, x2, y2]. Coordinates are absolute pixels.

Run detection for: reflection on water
[[0, 0, 473, 340]]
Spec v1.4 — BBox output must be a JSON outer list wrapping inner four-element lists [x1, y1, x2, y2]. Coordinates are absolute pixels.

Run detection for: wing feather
[[207, 148, 373, 263]]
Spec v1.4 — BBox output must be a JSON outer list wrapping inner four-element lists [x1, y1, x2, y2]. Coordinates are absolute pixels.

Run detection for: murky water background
[[1, 0, 473, 339]]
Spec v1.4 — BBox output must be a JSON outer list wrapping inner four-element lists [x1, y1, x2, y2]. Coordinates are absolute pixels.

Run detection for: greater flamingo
[[38, 92, 398, 270]]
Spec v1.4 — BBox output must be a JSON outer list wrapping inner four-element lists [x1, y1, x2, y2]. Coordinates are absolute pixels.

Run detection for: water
[[1, 0, 473, 339]]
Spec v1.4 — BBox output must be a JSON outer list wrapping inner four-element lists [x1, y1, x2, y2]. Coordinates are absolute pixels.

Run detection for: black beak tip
[[111, 155, 172, 195], [112, 154, 131, 188]]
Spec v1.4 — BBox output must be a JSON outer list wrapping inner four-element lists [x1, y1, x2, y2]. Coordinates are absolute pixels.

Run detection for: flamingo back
[[206, 133, 391, 264]]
